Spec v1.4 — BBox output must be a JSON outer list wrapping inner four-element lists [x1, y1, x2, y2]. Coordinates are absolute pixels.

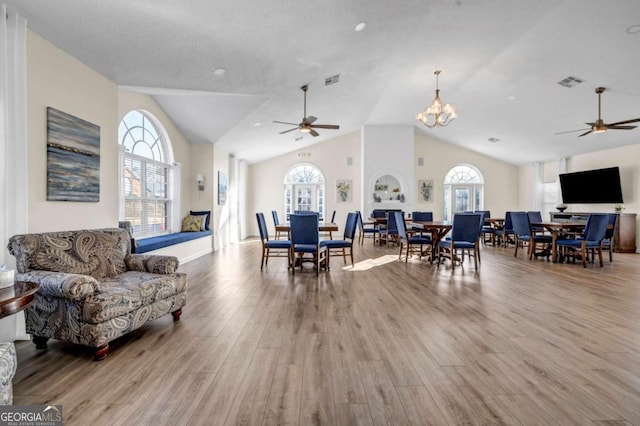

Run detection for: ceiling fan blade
[[578, 130, 594, 137], [310, 124, 340, 130], [279, 127, 299, 134], [606, 118, 640, 127], [307, 116, 317, 124], [309, 129, 320, 137], [607, 125, 637, 130], [273, 120, 298, 126], [555, 128, 589, 135]]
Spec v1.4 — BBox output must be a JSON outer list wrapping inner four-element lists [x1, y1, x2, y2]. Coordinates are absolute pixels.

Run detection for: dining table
[[408, 220, 453, 260], [275, 222, 339, 239], [531, 221, 586, 262], [485, 217, 505, 246]]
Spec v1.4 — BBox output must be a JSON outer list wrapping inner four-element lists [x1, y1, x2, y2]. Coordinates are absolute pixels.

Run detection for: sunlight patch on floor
[[345, 254, 398, 271]]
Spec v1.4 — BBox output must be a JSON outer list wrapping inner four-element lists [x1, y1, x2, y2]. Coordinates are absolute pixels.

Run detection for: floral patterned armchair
[[7, 228, 187, 360]]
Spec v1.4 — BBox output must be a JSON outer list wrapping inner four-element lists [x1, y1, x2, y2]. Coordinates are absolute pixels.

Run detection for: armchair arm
[[125, 254, 179, 274], [16, 271, 99, 300]]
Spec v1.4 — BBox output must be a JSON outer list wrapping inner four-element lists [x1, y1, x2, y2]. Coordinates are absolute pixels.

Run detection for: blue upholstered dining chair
[[502, 211, 516, 247], [356, 210, 378, 245], [256, 213, 292, 269], [320, 212, 358, 268], [396, 212, 432, 263], [601, 213, 618, 262], [411, 211, 433, 237], [511, 212, 552, 260], [556, 213, 609, 268], [379, 211, 402, 247], [437, 213, 482, 272], [290, 214, 328, 276], [271, 210, 286, 240], [527, 211, 545, 234]]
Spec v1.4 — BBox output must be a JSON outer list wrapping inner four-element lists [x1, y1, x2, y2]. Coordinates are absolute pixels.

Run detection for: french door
[[445, 184, 482, 220]]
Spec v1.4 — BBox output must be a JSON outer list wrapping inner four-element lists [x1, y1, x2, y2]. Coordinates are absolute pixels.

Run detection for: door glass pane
[[454, 188, 470, 213], [296, 187, 313, 211]]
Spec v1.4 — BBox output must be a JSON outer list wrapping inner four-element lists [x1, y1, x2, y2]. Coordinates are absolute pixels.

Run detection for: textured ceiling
[[5, 0, 640, 164]]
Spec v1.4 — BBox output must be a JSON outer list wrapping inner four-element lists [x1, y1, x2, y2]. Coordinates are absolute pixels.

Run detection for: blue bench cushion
[[136, 230, 212, 254]]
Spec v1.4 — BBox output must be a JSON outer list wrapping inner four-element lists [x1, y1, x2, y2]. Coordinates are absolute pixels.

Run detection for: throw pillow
[[190, 210, 211, 230], [181, 215, 204, 232]]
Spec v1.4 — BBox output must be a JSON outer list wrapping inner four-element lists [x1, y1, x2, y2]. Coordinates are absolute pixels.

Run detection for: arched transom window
[[283, 163, 326, 219], [443, 164, 485, 220], [119, 110, 173, 238]]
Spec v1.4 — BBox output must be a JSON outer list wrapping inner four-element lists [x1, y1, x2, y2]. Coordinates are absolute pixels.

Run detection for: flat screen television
[[559, 166, 623, 204]]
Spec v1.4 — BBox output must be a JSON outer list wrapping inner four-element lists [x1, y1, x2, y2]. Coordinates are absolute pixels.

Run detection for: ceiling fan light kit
[[416, 70, 458, 128], [273, 85, 340, 138]]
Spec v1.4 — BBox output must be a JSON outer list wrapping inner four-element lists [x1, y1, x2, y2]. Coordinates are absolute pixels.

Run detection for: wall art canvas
[[336, 179, 352, 203], [46, 107, 101, 202], [218, 170, 228, 205], [418, 179, 433, 203]]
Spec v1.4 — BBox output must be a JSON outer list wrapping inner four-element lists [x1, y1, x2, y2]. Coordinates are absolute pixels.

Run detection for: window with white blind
[[119, 110, 173, 238]]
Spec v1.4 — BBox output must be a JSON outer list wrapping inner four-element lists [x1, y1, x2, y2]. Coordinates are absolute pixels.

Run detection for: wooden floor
[[12, 238, 640, 425]]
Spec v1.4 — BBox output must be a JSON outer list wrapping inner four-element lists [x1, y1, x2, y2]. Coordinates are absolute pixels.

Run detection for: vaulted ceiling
[[6, 0, 640, 165]]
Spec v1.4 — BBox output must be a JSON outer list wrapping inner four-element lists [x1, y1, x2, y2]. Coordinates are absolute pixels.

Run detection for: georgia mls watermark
[[0, 405, 63, 426]]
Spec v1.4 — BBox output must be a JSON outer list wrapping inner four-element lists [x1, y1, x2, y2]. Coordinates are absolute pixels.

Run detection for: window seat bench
[[135, 230, 212, 254]]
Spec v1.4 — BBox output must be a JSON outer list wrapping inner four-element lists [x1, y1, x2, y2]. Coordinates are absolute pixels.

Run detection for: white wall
[[362, 125, 414, 216], [26, 32, 119, 232], [414, 132, 520, 220], [24, 30, 196, 236], [248, 131, 361, 236]]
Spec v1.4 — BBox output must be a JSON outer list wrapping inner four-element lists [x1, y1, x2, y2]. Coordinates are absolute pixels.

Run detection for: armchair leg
[[172, 308, 183, 321], [33, 335, 49, 350], [94, 344, 109, 361]]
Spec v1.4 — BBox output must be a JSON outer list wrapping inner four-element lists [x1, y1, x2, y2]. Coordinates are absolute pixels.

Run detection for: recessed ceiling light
[[213, 68, 226, 77], [253, 122, 262, 127], [627, 24, 640, 34], [507, 95, 516, 101], [354, 22, 366, 32]]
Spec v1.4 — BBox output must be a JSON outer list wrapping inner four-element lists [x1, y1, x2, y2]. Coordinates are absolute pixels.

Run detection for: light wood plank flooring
[[12, 238, 640, 425]]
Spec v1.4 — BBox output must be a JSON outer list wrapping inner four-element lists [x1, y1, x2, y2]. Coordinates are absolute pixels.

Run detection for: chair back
[[476, 210, 491, 224], [343, 212, 358, 240], [527, 211, 544, 232], [583, 214, 609, 242], [412, 211, 433, 222], [386, 211, 402, 233], [604, 213, 618, 239], [510, 212, 531, 238], [271, 210, 280, 226], [372, 210, 386, 218], [504, 211, 514, 232], [355, 210, 364, 231], [330, 210, 336, 223], [290, 214, 319, 245], [394, 212, 408, 243], [295, 210, 318, 216], [451, 213, 482, 243], [256, 213, 269, 241]]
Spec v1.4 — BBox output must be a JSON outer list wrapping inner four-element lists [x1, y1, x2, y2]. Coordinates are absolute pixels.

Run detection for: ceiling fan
[[556, 87, 640, 137], [273, 85, 340, 137]]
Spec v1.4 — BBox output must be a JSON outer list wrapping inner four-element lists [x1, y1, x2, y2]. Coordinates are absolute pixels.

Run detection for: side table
[[0, 281, 39, 319]]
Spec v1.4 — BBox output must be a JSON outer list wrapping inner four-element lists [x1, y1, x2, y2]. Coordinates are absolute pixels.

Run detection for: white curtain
[[0, 5, 28, 341]]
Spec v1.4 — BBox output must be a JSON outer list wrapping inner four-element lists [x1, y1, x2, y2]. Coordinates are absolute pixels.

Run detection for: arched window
[[284, 163, 326, 219], [119, 110, 174, 238], [443, 164, 484, 220]]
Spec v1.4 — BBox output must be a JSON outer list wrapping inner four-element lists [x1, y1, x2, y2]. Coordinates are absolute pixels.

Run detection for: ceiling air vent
[[325, 74, 340, 86], [488, 137, 500, 143], [557, 76, 584, 88]]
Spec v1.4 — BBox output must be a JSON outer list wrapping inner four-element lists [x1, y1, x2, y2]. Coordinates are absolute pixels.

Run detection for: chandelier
[[416, 70, 458, 128]]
